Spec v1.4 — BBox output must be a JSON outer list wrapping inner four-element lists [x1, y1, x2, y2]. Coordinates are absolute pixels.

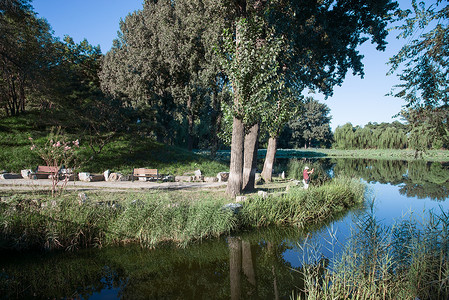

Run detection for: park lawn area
[[0, 112, 228, 177]]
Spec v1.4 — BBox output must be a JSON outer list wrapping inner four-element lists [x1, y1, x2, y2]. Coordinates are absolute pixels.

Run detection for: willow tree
[[388, 0, 448, 151], [221, 0, 398, 197]]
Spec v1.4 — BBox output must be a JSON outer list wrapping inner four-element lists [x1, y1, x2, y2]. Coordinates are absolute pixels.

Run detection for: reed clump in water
[[240, 177, 365, 228], [296, 206, 449, 300]]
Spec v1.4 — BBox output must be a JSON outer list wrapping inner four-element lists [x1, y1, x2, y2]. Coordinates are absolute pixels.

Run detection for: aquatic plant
[[295, 206, 449, 300], [240, 177, 365, 228]]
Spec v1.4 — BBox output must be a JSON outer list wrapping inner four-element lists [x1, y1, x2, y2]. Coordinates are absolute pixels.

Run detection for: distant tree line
[[333, 110, 449, 150], [333, 121, 408, 150]]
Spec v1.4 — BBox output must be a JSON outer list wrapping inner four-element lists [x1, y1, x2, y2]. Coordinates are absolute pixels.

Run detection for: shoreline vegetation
[[209, 148, 449, 162], [296, 205, 449, 300], [0, 176, 365, 251]]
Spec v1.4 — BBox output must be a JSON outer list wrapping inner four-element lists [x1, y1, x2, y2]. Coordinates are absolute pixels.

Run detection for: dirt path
[[0, 178, 227, 192]]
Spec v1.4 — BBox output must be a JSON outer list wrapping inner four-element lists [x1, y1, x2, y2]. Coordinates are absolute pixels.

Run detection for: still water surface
[[1, 158, 448, 299]]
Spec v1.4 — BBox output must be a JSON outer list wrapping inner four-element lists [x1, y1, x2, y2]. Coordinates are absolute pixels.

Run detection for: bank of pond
[[1, 158, 449, 299], [0, 176, 364, 251]]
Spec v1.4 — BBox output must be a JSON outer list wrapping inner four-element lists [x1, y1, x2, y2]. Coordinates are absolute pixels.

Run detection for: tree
[[100, 0, 228, 150], [287, 98, 333, 149], [388, 0, 448, 109], [0, 0, 55, 116], [402, 107, 448, 150], [334, 123, 356, 149], [260, 86, 301, 182], [221, 0, 398, 197]]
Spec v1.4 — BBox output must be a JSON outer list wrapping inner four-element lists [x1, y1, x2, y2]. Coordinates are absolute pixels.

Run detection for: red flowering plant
[[29, 127, 80, 196]]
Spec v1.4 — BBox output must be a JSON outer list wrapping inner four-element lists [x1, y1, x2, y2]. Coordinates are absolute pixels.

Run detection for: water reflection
[[0, 228, 309, 299], [332, 158, 449, 201]]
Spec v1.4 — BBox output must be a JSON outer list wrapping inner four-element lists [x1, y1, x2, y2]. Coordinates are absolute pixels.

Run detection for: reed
[[295, 205, 449, 299], [0, 177, 365, 251], [0, 192, 237, 250], [240, 177, 365, 228]]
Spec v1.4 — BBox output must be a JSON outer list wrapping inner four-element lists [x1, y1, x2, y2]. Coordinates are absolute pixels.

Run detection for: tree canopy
[[388, 0, 448, 109], [100, 0, 229, 150], [220, 0, 398, 196], [282, 97, 333, 149]]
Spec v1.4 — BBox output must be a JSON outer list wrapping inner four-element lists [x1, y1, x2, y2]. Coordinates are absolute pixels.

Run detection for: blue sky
[[32, 0, 415, 131]]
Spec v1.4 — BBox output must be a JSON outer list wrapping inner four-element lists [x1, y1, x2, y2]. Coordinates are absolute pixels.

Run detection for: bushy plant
[[29, 127, 80, 196], [240, 177, 365, 228]]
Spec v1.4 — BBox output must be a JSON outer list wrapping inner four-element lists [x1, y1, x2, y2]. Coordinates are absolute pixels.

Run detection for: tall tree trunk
[[187, 95, 194, 151], [261, 136, 277, 182], [226, 116, 245, 197], [242, 123, 259, 192], [226, 14, 246, 198]]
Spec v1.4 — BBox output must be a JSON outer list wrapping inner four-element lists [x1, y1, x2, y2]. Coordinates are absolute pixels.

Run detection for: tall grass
[[240, 177, 365, 228], [0, 177, 366, 251], [296, 205, 449, 299], [0, 192, 237, 250]]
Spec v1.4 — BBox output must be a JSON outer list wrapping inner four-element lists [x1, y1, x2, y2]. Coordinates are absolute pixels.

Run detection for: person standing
[[303, 166, 314, 189]]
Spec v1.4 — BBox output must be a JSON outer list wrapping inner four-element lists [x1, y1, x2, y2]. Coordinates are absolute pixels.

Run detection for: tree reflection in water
[[332, 158, 449, 201], [1, 226, 328, 299]]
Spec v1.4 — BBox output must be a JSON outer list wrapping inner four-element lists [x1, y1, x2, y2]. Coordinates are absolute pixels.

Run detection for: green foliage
[[280, 98, 333, 149], [333, 122, 408, 150], [402, 107, 449, 150], [0, 0, 55, 116], [218, 16, 289, 128], [388, 0, 448, 109], [100, 0, 227, 150]]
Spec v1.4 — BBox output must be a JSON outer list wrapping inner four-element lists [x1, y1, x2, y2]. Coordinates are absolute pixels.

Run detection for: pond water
[[1, 158, 449, 299]]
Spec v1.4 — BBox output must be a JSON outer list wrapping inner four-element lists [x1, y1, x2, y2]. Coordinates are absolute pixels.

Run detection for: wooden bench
[[132, 168, 161, 182], [33, 166, 60, 179]]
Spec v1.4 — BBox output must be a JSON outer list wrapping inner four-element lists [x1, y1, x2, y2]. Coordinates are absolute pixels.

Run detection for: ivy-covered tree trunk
[[261, 136, 277, 182], [242, 122, 259, 192], [227, 116, 245, 197]]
